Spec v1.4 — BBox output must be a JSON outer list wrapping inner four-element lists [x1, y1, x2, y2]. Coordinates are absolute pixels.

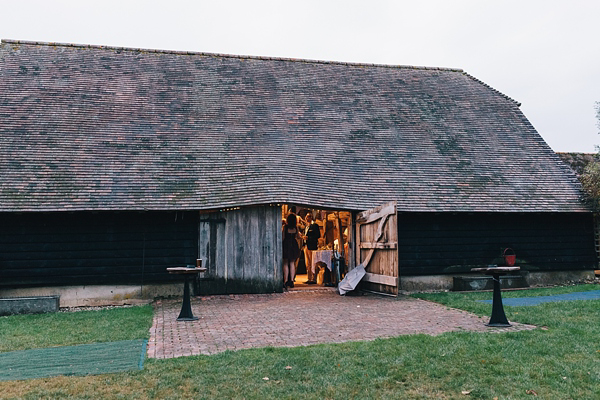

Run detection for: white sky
[[2, 0, 599, 152]]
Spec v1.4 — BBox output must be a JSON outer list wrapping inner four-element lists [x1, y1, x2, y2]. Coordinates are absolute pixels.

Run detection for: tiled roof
[[0, 39, 588, 212]]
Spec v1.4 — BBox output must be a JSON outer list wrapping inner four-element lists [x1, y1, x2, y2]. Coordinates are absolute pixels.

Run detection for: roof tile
[[0, 39, 588, 213]]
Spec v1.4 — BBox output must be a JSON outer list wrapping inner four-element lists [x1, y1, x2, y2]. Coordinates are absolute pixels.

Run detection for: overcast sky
[[2, 0, 599, 152]]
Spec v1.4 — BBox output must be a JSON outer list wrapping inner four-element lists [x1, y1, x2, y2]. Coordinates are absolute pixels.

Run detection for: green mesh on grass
[[0, 339, 147, 382]]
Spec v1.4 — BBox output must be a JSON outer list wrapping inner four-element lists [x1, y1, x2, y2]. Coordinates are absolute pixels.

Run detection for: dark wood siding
[[0, 211, 199, 287], [196, 205, 282, 294], [398, 212, 596, 276]]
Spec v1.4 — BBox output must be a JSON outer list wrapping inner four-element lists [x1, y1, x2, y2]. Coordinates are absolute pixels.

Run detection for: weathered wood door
[[196, 205, 283, 295], [355, 201, 398, 296]]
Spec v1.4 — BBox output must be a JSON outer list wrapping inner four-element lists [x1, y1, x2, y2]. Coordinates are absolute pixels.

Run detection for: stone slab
[[0, 295, 60, 316]]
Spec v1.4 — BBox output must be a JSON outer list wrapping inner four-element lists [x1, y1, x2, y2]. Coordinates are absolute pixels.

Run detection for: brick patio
[[147, 289, 536, 359]]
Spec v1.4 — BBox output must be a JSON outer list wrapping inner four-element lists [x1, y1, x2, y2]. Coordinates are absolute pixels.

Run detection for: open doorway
[[281, 204, 352, 290]]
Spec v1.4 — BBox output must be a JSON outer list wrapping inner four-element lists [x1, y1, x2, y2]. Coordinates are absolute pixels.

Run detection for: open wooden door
[[355, 201, 398, 296]]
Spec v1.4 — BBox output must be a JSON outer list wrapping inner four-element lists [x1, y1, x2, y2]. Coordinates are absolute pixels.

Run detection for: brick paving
[[147, 289, 536, 359]]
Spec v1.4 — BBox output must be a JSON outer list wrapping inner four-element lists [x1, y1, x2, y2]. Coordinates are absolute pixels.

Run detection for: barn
[[0, 39, 595, 305]]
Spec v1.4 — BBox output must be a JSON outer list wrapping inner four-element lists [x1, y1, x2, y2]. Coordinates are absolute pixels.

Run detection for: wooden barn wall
[[196, 205, 282, 295], [397, 212, 597, 276], [0, 211, 199, 287]]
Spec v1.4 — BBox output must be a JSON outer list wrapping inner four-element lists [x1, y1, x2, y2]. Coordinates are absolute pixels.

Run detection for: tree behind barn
[[581, 101, 600, 210]]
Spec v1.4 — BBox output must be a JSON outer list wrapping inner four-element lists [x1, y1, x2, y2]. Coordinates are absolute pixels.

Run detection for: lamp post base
[[176, 275, 197, 321], [487, 273, 510, 327]]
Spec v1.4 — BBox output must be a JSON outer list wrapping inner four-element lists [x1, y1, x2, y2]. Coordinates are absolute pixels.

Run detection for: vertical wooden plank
[[224, 209, 235, 285], [216, 216, 226, 279], [262, 205, 277, 291], [256, 206, 267, 290], [253, 207, 261, 283], [391, 210, 400, 291], [271, 205, 282, 288], [240, 208, 249, 281], [355, 221, 360, 271], [395, 210, 401, 290], [198, 217, 212, 277], [349, 212, 357, 270], [232, 209, 243, 283], [246, 207, 255, 282], [246, 206, 259, 283], [234, 207, 248, 286]]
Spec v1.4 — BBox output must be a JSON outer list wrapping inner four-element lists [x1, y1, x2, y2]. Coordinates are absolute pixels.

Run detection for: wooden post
[[334, 212, 345, 256]]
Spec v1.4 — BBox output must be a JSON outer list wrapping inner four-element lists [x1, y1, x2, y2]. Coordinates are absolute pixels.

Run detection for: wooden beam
[[363, 272, 398, 287], [374, 214, 390, 243], [360, 248, 376, 270], [359, 242, 398, 249], [334, 212, 345, 256], [355, 202, 396, 225]]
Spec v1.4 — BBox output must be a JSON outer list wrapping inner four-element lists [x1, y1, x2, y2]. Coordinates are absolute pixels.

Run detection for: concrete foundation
[[526, 270, 595, 286], [0, 283, 183, 307], [452, 275, 529, 291], [1, 270, 594, 304], [399, 274, 455, 292], [400, 270, 595, 292]]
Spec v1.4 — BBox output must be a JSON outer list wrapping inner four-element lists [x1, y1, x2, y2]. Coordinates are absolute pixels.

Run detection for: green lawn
[[1, 286, 600, 399], [0, 305, 153, 353]]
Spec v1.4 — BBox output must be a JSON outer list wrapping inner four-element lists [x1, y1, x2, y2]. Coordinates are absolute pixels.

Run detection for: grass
[[411, 283, 600, 320], [1, 286, 599, 399], [0, 305, 153, 353]]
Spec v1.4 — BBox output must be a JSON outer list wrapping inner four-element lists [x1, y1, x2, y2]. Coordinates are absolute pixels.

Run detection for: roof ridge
[[1, 38, 464, 73], [461, 71, 521, 106]]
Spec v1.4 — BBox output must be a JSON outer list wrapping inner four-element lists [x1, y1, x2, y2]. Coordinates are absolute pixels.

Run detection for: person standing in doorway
[[303, 213, 321, 284], [287, 206, 305, 282], [282, 213, 301, 288]]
